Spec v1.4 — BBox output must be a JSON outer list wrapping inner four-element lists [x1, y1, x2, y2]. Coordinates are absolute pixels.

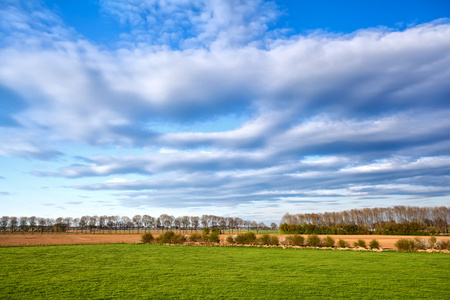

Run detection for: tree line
[[279, 206, 449, 235], [0, 214, 278, 234]]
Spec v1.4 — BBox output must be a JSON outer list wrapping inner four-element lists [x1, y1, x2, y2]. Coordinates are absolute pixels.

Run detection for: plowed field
[[2, 233, 449, 249]]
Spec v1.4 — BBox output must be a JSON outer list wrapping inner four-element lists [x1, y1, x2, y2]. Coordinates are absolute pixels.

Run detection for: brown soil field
[[1, 233, 449, 249], [0, 234, 143, 247]]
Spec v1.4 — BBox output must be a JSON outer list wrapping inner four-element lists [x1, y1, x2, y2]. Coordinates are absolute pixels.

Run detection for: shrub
[[287, 234, 304, 246], [258, 234, 279, 246], [369, 239, 380, 250], [338, 239, 349, 248], [395, 239, 415, 251], [413, 237, 426, 250], [236, 232, 257, 245], [202, 232, 209, 242], [156, 231, 185, 244], [141, 233, 154, 244], [203, 228, 210, 235], [270, 235, 279, 246], [209, 231, 220, 243], [189, 233, 202, 242], [353, 239, 367, 248], [306, 234, 321, 247], [156, 230, 175, 244], [172, 234, 186, 245], [436, 240, 450, 250], [226, 236, 234, 244], [428, 236, 437, 249], [322, 236, 335, 247], [259, 234, 271, 245]]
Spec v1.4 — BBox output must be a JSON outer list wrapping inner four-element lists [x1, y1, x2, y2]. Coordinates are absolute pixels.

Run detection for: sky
[[0, 0, 449, 224]]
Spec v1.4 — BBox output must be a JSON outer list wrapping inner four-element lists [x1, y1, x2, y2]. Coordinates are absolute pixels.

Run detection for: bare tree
[[190, 216, 199, 232], [37, 217, 47, 233], [19, 217, 28, 233], [210, 215, 219, 229], [270, 222, 277, 231], [219, 217, 226, 233], [98, 216, 107, 234], [142, 215, 152, 233], [159, 214, 172, 231], [55, 217, 64, 233], [201, 215, 209, 229], [89, 216, 98, 233], [258, 222, 266, 233], [235, 218, 243, 232], [246, 220, 252, 231], [226, 217, 234, 233], [121, 216, 131, 233], [64, 217, 73, 233], [9, 217, 18, 233], [113, 216, 120, 233], [72, 218, 80, 233], [29, 216, 37, 234], [174, 217, 182, 232], [156, 217, 161, 232], [1, 216, 9, 233], [106, 216, 114, 233], [132, 215, 142, 234], [181, 216, 190, 233], [47, 218, 55, 233], [80, 216, 88, 233]]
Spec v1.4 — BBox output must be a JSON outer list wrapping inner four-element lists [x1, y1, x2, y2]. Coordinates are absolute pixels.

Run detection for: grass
[[0, 244, 449, 299]]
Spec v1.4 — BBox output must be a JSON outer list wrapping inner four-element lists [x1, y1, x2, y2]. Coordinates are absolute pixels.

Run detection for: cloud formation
[[0, 0, 449, 215], [100, 0, 280, 48]]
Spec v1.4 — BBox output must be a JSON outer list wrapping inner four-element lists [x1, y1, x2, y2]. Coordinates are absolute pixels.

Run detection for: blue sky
[[0, 0, 449, 223]]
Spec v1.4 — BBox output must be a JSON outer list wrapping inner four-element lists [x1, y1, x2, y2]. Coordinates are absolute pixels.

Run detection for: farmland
[[1, 244, 449, 299], [1, 233, 450, 249]]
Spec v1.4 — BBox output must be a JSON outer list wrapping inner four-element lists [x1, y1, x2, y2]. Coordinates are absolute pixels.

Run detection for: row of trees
[[280, 206, 449, 235], [0, 214, 278, 234]]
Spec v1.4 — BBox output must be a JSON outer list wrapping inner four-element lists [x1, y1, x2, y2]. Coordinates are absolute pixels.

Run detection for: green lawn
[[1, 244, 449, 299]]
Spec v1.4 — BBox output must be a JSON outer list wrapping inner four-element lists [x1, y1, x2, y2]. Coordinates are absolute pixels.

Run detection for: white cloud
[[1, 2, 449, 213], [100, 0, 280, 48]]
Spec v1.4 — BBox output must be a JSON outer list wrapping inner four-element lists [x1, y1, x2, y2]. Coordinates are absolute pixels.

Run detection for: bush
[[189, 233, 202, 242], [141, 233, 154, 244], [369, 239, 380, 250], [259, 234, 271, 245], [270, 235, 279, 246], [209, 231, 220, 243], [436, 240, 450, 250], [156, 230, 175, 244], [202, 232, 209, 242], [156, 231, 185, 244], [337, 239, 350, 248], [203, 228, 210, 235], [395, 239, 415, 251], [287, 234, 304, 246], [428, 236, 437, 249], [353, 239, 367, 248], [236, 232, 257, 245], [306, 234, 321, 247], [322, 236, 335, 247], [226, 236, 234, 244], [172, 234, 186, 245], [258, 234, 279, 246], [413, 237, 426, 250]]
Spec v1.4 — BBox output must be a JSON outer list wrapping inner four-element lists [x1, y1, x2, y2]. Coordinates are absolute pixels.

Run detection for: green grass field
[[1, 244, 449, 299]]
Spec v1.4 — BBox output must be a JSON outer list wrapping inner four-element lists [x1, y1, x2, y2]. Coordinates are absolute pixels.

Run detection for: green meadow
[[1, 244, 449, 299]]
